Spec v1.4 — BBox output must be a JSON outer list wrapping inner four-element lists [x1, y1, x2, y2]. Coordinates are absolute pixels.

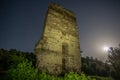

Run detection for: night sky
[[1, 0, 120, 62]]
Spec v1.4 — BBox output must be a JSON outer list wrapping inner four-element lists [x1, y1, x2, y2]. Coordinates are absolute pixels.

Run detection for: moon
[[103, 46, 109, 51]]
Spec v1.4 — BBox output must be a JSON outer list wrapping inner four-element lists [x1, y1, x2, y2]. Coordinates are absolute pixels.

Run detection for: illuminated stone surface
[[35, 3, 81, 75]]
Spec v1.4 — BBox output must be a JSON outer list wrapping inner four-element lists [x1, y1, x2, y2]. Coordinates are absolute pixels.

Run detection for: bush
[[6, 58, 96, 80], [7, 59, 38, 80], [64, 72, 96, 80], [38, 72, 58, 80], [37, 72, 96, 80]]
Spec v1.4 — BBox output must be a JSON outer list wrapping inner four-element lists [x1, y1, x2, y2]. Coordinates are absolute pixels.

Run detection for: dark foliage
[[0, 49, 36, 72], [0, 48, 114, 80], [81, 56, 111, 77], [108, 45, 120, 80]]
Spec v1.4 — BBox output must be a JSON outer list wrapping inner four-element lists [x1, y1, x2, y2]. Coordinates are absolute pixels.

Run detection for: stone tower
[[35, 3, 81, 75]]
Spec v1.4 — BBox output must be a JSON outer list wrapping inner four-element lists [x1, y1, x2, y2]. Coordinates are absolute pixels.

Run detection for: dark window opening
[[62, 43, 68, 72]]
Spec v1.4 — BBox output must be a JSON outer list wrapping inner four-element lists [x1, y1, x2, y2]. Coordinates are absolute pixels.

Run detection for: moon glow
[[103, 46, 109, 51]]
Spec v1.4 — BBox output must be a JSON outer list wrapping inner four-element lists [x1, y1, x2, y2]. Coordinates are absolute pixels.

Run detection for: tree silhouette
[[108, 45, 120, 80]]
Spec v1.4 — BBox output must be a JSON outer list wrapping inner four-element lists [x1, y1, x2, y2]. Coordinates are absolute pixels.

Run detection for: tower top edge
[[48, 2, 76, 18]]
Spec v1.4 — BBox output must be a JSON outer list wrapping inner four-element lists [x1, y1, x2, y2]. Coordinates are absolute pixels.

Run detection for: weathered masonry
[[35, 3, 81, 75]]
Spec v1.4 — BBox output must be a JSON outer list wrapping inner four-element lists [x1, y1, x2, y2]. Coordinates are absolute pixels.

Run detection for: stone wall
[[35, 3, 81, 75]]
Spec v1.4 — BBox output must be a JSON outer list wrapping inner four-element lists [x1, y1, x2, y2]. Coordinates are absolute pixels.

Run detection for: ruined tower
[[35, 3, 81, 75]]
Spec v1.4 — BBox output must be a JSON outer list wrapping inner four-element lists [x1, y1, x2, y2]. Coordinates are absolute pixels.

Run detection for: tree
[[81, 56, 111, 77], [108, 45, 120, 79]]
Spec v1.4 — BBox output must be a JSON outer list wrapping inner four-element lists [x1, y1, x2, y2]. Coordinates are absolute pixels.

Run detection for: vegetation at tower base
[[0, 48, 115, 80], [108, 44, 120, 80], [35, 3, 81, 75], [0, 49, 94, 80]]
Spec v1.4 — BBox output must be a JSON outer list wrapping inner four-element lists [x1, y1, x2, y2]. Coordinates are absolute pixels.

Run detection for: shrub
[[7, 59, 38, 80], [6, 58, 96, 80], [64, 72, 96, 80], [38, 72, 58, 80], [37, 72, 96, 80]]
